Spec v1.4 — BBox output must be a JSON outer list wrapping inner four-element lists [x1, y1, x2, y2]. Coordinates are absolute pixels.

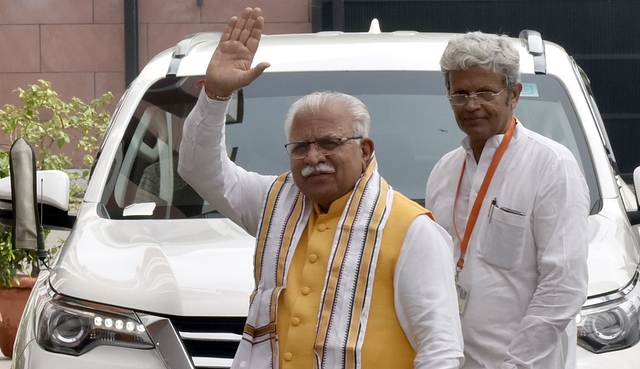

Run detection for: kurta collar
[[312, 190, 353, 216]]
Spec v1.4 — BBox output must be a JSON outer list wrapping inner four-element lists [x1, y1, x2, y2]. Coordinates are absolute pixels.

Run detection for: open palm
[[205, 7, 270, 98]]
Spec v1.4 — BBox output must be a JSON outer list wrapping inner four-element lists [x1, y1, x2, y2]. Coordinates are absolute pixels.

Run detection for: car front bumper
[[13, 340, 168, 369], [578, 344, 640, 369]]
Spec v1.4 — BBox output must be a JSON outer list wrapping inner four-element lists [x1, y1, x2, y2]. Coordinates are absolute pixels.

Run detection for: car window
[[101, 71, 598, 219]]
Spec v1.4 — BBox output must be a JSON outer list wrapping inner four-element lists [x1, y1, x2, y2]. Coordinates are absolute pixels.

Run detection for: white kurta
[[178, 89, 464, 369], [426, 120, 589, 369]]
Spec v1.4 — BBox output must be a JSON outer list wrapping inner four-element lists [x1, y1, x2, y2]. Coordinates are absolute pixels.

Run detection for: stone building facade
[[0, 0, 310, 112]]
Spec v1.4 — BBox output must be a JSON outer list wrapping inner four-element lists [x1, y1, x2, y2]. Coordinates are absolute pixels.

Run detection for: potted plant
[[0, 80, 112, 357]]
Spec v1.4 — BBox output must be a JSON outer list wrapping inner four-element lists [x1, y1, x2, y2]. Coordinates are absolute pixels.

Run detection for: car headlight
[[36, 293, 155, 356], [577, 272, 640, 353]]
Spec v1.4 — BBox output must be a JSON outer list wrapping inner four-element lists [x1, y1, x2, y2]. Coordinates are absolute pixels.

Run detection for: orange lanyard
[[453, 117, 516, 277]]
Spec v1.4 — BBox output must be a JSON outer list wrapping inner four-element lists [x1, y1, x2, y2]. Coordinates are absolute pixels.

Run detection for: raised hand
[[205, 7, 271, 99]]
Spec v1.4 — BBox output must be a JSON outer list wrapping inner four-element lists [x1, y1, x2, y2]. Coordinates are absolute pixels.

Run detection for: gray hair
[[284, 91, 370, 140], [440, 31, 521, 94]]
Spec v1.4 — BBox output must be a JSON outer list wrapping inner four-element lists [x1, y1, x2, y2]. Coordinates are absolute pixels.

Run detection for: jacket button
[[284, 352, 293, 362], [302, 287, 311, 295]]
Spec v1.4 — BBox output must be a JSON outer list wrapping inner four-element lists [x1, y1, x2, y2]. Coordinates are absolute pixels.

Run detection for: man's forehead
[[291, 108, 353, 133], [448, 67, 503, 87]]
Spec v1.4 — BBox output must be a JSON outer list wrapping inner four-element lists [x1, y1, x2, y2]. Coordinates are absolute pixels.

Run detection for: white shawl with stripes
[[231, 158, 393, 369]]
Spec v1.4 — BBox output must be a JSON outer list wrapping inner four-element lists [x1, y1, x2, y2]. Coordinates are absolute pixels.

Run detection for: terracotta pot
[[0, 275, 36, 358]]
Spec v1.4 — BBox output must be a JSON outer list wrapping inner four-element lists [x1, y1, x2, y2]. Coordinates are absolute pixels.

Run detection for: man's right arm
[[178, 88, 276, 236], [395, 215, 464, 369]]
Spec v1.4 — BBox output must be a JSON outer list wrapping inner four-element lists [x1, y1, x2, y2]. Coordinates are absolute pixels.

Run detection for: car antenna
[[36, 177, 48, 265]]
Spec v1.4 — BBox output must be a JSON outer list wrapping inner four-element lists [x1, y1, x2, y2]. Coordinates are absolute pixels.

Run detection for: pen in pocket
[[488, 198, 497, 223], [498, 206, 526, 216]]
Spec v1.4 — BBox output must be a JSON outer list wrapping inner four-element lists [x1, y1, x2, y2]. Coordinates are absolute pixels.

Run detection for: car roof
[[145, 29, 567, 78]]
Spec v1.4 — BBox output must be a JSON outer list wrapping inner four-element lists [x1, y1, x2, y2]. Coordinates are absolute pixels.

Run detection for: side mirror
[[634, 166, 640, 204], [0, 163, 72, 232], [0, 171, 70, 212], [628, 166, 640, 225]]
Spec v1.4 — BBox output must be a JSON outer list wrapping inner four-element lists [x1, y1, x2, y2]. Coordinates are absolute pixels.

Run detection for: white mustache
[[301, 163, 335, 177]]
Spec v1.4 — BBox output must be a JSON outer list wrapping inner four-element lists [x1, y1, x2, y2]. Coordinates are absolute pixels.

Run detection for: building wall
[[0, 0, 310, 113]]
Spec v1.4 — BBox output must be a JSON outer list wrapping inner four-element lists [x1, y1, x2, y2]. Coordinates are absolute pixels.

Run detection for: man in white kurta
[[425, 32, 589, 369], [178, 7, 463, 369]]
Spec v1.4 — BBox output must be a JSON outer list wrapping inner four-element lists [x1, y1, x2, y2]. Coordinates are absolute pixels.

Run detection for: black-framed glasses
[[284, 136, 363, 158], [448, 88, 506, 106]]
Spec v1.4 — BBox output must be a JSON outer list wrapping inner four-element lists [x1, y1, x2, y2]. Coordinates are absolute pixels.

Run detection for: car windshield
[[102, 71, 597, 219]]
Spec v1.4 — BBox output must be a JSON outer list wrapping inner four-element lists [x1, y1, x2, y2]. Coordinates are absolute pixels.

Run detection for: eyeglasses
[[284, 136, 363, 158], [448, 88, 506, 106]]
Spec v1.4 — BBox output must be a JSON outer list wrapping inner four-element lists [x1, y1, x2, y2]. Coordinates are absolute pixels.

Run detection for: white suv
[[3, 25, 640, 368]]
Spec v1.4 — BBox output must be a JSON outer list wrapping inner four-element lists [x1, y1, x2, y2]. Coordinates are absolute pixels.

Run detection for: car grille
[[168, 316, 246, 369]]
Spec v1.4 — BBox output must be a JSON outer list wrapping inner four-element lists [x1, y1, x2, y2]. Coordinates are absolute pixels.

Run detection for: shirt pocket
[[478, 206, 527, 271]]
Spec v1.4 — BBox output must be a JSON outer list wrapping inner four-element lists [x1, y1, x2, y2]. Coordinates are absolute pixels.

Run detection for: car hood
[[587, 199, 640, 296], [49, 199, 639, 315], [50, 210, 256, 317]]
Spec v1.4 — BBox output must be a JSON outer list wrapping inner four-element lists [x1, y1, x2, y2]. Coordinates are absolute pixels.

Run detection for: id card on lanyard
[[453, 117, 516, 315]]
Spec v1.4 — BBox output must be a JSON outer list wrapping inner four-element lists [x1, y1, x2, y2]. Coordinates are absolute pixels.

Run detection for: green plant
[[0, 79, 113, 287]]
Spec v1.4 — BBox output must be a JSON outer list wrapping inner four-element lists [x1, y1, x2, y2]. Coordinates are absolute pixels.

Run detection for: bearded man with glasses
[[178, 7, 463, 369], [425, 31, 590, 369]]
